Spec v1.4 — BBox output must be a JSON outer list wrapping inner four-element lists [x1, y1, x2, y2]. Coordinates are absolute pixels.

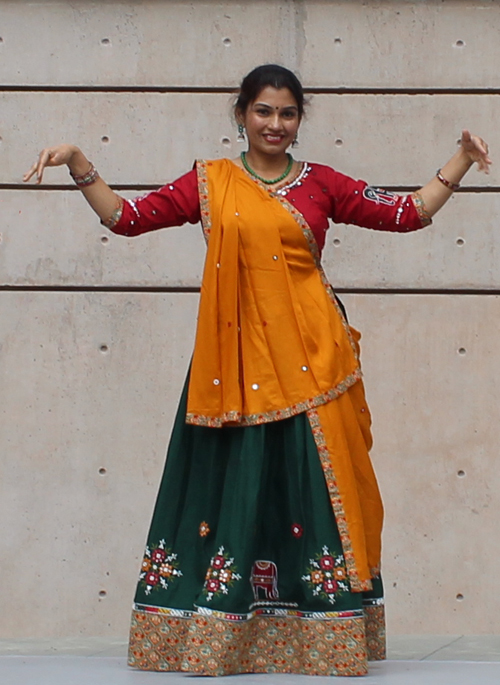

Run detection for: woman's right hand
[[23, 144, 83, 184]]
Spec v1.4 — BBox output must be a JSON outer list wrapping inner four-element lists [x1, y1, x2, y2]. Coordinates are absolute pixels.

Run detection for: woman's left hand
[[460, 129, 492, 173]]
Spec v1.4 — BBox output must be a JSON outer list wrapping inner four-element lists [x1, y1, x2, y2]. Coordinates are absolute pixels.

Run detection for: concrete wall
[[1, 0, 499, 638]]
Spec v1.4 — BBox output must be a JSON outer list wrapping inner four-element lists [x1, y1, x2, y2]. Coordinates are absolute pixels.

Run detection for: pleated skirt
[[128, 374, 385, 677]]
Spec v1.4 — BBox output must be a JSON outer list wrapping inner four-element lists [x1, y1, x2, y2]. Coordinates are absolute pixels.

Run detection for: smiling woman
[[23, 63, 491, 678]]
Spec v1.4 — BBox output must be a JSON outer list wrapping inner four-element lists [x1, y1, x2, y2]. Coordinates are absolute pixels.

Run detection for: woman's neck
[[243, 149, 290, 179]]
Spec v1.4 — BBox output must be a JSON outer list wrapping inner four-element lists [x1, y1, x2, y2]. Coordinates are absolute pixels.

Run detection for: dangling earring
[[292, 134, 299, 149], [237, 123, 246, 142]]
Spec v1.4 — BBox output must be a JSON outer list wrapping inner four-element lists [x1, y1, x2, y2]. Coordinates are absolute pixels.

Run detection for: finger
[[23, 162, 38, 182], [477, 158, 491, 174], [35, 149, 51, 184], [461, 129, 472, 144], [474, 139, 488, 156]]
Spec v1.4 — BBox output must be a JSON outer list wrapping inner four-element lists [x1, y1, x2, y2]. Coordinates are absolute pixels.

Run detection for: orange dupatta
[[187, 159, 361, 427]]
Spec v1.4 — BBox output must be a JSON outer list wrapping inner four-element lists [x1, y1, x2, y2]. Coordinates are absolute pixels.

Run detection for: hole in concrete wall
[[455, 40, 465, 47], [456, 237, 465, 246], [457, 470, 466, 477], [456, 593, 464, 601], [456, 139, 462, 145], [99, 467, 107, 476], [100, 344, 109, 353], [458, 347, 467, 355], [334, 37, 342, 44], [221, 136, 231, 146], [101, 136, 110, 144], [223, 37, 231, 46], [335, 139, 343, 147], [101, 38, 111, 45], [333, 238, 341, 246], [99, 590, 107, 597], [101, 236, 109, 244]]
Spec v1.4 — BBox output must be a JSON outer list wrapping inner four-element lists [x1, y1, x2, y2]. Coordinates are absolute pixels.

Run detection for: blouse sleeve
[[322, 166, 431, 232], [103, 168, 201, 237]]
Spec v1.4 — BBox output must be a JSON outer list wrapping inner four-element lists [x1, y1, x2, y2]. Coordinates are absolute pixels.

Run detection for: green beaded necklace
[[240, 151, 294, 185]]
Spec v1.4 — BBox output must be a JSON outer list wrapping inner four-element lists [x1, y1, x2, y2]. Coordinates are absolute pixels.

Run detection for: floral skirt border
[[128, 602, 385, 677]]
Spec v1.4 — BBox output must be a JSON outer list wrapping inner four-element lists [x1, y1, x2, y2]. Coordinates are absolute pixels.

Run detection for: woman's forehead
[[252, 86, 298, 108]]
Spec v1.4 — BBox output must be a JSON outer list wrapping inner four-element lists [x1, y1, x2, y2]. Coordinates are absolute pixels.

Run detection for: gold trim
[[411, 191, 433, 227], [306, 407, 372, 593], [364, 604, 386, 661], [186, 369, 362, 427], [195, 160, 211, 242], [101, 196, 125, 229], [128, 607, 371, 676]]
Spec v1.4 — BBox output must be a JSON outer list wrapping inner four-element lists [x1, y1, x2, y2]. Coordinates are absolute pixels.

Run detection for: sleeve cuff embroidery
[[101, 196, 125, 229], [411, 191, 432, 228]]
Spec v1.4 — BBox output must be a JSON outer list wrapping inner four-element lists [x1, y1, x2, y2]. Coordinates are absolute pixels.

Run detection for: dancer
[[24, 64, 491, 677]]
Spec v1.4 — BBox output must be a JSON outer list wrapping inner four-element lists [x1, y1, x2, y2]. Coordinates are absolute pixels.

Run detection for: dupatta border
[[186, 368, 362, 427], [307, 407, 379, 593], [196, 159, 211, 243]]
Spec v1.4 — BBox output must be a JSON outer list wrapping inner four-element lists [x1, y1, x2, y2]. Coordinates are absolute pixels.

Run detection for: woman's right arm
[[23, 145, 122, 223], [24, 145, 201, 234]]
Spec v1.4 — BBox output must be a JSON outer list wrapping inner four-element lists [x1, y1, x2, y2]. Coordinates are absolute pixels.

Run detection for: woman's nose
[[268, 113, 281, 129]]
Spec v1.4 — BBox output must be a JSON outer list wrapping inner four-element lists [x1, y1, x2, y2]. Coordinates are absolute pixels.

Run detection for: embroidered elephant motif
[[250, 560, 279, 601]]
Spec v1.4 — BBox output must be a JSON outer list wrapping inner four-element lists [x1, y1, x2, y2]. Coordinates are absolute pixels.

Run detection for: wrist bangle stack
[[436, 169, 460, 192], [70, 162, 99, 188]]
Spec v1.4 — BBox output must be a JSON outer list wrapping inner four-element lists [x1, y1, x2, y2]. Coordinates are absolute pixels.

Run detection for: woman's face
[[240, 86, 300, 157]]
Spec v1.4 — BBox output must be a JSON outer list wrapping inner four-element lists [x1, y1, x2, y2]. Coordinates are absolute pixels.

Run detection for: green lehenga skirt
[[128, 373, 385, 677]]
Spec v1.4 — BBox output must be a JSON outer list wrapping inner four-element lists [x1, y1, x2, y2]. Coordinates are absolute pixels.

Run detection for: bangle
[[436, 169, 460, 192], [70, 162, 99, 187]]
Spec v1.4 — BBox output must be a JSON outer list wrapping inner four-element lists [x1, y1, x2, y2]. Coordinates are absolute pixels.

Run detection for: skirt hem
[[128, 604, 385, 677]]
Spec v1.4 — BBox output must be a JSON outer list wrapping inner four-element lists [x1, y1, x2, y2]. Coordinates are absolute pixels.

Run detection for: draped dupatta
[[187, 159, 362, 427]]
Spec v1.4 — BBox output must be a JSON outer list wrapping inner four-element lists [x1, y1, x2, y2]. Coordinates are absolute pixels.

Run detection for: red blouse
[[107, 162, 430, 254]]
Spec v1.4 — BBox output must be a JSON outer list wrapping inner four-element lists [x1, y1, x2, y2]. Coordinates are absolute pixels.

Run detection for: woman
[[24, 65, 491, 677]]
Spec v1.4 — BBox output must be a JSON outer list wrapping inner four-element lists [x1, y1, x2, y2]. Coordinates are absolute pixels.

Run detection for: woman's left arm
[[418, 129, 492, 218]]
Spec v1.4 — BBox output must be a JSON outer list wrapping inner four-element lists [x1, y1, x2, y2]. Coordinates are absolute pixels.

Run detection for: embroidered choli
[[104, 161, 430, 252]]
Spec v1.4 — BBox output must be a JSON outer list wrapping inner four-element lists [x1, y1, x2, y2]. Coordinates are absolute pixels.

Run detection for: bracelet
[[436, 169, 460, 192], [70, 162, 99, 187]]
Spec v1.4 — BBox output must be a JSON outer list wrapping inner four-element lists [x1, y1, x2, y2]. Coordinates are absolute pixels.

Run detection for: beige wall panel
[[1, 190, 499, 289], [0, 0, 301, 87], [4, 92, 499, 187], [1, 292, 499, 637], [324, 192, 500, 291], [342, 293, 500, 634], [1, 1, 499, 88], [0, 291, 199, 638], [303, 0, 500, 89], [0, 191, 207, 287]]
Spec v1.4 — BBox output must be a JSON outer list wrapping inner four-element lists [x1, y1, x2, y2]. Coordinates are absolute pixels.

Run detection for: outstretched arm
[[23, 145, 121, 222], [417, 129, 492, 218]]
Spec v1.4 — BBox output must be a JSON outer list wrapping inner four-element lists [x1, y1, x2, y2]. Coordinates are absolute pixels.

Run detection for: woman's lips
[[263, 134, 284, 144]]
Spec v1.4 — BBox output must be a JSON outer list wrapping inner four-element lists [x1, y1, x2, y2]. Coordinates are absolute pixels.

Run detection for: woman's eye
[[257, 108, 270, 116]]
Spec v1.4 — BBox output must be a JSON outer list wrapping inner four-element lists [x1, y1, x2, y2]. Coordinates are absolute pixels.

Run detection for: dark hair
[[234, 64, 305, 119]]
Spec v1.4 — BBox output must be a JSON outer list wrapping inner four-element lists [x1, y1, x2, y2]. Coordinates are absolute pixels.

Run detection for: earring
[[292, 135, 299, 148], [237, 123, 246, 142]]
